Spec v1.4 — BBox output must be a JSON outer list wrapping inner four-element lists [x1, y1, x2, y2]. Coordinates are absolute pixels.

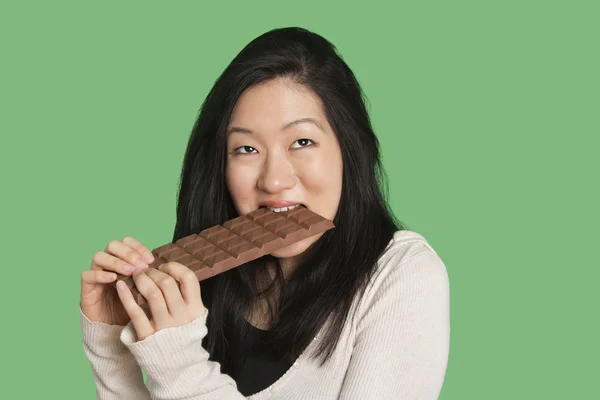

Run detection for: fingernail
[[143, 252, 154, 263], [124, 265, 134, 272], [135, 259, 148, 269]]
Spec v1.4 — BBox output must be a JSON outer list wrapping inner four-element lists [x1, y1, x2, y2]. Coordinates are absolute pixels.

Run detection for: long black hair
[[172, 27, 408, 373]]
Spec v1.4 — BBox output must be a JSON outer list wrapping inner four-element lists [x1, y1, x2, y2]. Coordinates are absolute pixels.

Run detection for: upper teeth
[[266, 204, 300, 213]]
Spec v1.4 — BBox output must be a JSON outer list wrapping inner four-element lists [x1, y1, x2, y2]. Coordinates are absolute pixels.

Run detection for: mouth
[[259, 204, 306, 213]]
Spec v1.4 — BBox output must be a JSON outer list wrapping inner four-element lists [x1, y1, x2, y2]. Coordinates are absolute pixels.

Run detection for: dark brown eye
[[236, 146, 256, 154], [292, 139, 313, 149]]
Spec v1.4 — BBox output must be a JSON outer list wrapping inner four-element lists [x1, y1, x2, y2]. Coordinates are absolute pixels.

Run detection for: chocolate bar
[[110, 206, 334, 306]]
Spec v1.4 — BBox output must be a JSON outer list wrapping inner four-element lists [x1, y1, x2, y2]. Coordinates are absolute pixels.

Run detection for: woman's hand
[[115, 261, 207, 341], [80, 236, 154, 326]]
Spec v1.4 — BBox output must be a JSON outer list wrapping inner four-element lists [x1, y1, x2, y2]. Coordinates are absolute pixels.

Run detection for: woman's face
[[225, 78, 343, 266]]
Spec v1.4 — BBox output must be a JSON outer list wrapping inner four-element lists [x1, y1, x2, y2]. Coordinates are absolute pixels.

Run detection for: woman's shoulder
[[355, 229, 448, 311], [376, 229, 443, 268]]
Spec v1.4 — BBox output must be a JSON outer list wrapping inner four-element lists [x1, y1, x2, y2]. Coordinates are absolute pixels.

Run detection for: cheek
[[226, 164, 257, 209], [297, 149, 343, 222], [301, 150, 343, 190]]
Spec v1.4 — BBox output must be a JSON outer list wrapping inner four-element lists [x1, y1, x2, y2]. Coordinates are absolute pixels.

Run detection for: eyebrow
[[227, 117, 324, 135]]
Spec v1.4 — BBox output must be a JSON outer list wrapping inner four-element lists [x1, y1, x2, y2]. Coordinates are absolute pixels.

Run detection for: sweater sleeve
[[80, 306, 151, 399], [338, 244, 450, 400], [119, 308, 246, 400]]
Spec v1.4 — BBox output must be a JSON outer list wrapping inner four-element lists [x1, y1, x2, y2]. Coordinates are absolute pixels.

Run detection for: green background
[[1, 0, 598, 398]]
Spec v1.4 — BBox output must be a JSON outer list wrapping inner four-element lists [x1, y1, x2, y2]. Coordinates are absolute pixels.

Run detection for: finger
[[104, 240, 151, 270], [81, 270, 117, 296], [116, 280, 154, 341], [132, 268, 170, 321], [145, 267, 187, 318], [81, 269, 117, 284], [158, 262, 202, 308], [121, 236, 155, 264], [90, 251, 138, 277]]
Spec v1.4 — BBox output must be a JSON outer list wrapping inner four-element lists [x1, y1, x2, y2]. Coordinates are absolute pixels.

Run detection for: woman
[[80, 27, 450, 399]]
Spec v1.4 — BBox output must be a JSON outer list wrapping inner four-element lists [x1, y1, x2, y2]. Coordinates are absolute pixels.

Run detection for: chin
[[269, 233, 323, 259]]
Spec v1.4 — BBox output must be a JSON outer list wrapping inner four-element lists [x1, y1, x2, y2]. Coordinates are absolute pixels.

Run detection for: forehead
[[229, 79, 325, 127]]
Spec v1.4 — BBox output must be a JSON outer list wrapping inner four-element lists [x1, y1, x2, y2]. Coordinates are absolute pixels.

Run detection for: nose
[[257, 151, 297, 193]]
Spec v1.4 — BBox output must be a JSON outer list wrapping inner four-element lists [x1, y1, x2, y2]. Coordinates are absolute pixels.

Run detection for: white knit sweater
[[80, 230, 450, 399]]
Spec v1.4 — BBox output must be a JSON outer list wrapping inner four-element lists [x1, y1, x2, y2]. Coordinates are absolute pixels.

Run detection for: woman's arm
[[120, 310, 246, 400], [80, 307, 151, 399], [339, 245, 450, 399]]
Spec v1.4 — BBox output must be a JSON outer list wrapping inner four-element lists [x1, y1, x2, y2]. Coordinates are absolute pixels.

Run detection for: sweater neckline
[[243, 317, 270, 333]]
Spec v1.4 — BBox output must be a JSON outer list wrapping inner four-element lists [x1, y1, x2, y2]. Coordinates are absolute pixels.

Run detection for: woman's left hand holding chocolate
[[115, 262, 207, 341]]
